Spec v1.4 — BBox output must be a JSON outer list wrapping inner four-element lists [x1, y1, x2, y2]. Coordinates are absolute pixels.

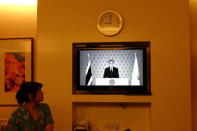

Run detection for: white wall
[[0, 4, 36, 38]]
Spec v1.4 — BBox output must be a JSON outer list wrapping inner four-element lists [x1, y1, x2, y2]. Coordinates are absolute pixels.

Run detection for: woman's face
[[35, 88, 44, 103]]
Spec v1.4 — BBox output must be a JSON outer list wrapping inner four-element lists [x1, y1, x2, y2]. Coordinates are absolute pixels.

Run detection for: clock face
[[97, 11, 122, 36]]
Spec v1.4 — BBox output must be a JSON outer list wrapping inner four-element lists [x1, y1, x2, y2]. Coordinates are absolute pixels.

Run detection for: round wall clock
[[97, 10, 123, 36]]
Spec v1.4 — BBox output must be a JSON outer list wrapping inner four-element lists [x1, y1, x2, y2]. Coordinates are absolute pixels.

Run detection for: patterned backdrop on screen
[[80, 50, 143, 85]]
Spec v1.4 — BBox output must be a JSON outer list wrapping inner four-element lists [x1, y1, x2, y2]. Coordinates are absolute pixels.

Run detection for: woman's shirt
[[6, 103, 54, 131]]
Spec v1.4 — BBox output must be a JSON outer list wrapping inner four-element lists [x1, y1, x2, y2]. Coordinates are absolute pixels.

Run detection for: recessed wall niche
[[72, 102, 151, 131]]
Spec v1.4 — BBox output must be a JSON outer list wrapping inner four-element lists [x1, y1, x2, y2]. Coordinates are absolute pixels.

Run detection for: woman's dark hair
[[16, 82, 43, 105]]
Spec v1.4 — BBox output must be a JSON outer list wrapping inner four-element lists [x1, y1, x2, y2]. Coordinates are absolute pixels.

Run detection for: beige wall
[[0, 3, 36, 120], [0, 4, 36, 38], [190, 0, 197, 131], [37, 0, 191, 131]]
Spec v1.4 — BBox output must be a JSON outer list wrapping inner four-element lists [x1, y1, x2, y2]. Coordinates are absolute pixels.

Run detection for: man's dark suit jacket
[[103, 67, 119, 78]]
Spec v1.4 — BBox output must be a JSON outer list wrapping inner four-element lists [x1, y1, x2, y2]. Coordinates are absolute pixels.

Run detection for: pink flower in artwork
[[5, 52, 25, 92]]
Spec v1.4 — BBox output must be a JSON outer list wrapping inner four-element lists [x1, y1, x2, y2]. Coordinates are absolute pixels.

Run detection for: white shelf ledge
[[72, 95, 152, 103]]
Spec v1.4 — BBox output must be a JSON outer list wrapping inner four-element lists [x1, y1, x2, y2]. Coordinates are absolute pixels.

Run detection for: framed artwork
[[0, 38, 33, 105]]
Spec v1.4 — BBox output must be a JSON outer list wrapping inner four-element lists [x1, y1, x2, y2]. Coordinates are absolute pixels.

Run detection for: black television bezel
[[72, 42, 151, 95]]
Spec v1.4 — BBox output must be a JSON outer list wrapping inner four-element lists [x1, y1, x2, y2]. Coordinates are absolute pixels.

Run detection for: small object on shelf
[[74, 126, 88, 131], [73, 120, 90, 131], [124, 128, 131, 131]]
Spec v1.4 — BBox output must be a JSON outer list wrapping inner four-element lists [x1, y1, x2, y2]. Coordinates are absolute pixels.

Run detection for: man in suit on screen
[[103, 59, 119, 78]]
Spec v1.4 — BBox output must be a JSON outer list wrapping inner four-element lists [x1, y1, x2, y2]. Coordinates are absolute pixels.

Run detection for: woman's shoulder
[[10, 105, 26, 117], [38, 103, 51, 110], [38, 103, 53, 117], [39, 103, 50, 107]]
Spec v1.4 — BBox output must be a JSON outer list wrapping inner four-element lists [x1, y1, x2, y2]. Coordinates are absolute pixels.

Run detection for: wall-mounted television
[[72, 42, 151, 95]]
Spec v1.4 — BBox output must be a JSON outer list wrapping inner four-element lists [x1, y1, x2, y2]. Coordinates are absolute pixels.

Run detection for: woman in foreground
[[6, 82, 54, 131]]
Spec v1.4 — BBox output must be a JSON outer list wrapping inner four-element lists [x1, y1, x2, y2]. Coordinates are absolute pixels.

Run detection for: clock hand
[[104, 18, 111, 24], [109, 14, 112, 24], [104, 14, 112, 24]]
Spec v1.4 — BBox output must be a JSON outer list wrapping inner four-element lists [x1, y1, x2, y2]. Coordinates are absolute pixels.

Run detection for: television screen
[[73, 42, 150, 94], [80, 50, 144, 86]]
